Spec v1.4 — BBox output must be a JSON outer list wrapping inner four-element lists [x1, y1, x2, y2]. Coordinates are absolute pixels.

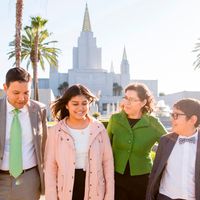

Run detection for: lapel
[[117, 111, 150, 131], [156, 133, 178, 176], [117, 111, 131, 131], [0, 97, 7, 158], [28, 100, 44, 164], [195, 130, 200, 199], [28, 100, 39, 137], [132, 114, 149, 130]]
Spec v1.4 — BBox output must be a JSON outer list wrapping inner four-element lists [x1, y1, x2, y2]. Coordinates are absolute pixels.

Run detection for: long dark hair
[[125, 83, 155, 114], [51, 84, 96, 121]]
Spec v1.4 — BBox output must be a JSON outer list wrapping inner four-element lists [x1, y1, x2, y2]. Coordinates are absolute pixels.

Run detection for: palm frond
[[193, 38, 200, 69]]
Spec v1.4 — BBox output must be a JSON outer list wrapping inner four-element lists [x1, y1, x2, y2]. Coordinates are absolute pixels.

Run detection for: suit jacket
[[0, 96, 47, 194], [146, 130, 200, 200]]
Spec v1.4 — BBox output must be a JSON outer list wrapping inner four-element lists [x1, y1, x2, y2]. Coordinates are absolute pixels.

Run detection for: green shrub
[[92, 112, 101, 119], [100, 120, 109, 128], [150, 151, 156, 161]]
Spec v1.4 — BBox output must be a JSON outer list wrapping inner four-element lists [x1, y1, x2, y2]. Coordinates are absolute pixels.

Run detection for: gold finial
[[82, 3, 92, 32]]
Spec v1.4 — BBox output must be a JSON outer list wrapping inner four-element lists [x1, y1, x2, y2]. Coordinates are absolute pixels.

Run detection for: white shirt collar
[[6, 99, 28, 114]]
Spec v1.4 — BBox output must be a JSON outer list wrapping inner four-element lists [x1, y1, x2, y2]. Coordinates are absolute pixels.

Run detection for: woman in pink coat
[[45, 84, 114, 200]]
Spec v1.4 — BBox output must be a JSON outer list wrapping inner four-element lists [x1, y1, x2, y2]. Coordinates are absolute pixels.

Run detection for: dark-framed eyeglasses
[[122, 96, 141, 103], [170, 112, 187, 120]]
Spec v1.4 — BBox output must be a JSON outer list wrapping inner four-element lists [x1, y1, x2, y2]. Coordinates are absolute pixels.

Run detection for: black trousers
[[115, 163, 149, 200], [72, 169, 86, 200], [157, 193, 186, 200]]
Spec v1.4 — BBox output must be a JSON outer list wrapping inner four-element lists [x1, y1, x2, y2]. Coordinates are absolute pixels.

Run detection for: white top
[[159, 130, 198, 200], [67, 124, 90, 170], [1, 100, 37, 170]]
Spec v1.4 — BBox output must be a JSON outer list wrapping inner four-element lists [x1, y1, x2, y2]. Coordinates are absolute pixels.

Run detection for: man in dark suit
[[0, 67, 47, 200], [146, 98, 200, 200]]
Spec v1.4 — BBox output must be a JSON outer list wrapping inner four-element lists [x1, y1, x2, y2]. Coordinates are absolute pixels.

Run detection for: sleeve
[[146, 136, 165, 199], [150, 137, 164, 178], [41, 108, 47, 161], [101, 127, 114, 200], [106, 115, 113, 143], [44, 126, 58, 200]]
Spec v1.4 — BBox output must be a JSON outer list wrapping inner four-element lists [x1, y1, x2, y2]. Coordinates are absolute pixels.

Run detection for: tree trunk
[[33, 63, 39, 101], [33, 32, 39, 101], [15, 0, 23, 68]]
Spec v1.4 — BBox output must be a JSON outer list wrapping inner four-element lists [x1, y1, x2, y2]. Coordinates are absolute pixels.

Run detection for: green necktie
[[9, 109, 23, 178]]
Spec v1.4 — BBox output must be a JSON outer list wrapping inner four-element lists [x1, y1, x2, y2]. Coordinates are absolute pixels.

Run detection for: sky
[[0, 0, 200, 94]]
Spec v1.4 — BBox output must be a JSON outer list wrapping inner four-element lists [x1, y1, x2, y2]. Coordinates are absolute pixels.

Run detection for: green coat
[[107, 111, 167, 176]]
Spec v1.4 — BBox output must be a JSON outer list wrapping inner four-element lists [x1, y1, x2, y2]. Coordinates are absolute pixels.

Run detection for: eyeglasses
[[170, 112, 187, 120], [122, 96, 141, 103]]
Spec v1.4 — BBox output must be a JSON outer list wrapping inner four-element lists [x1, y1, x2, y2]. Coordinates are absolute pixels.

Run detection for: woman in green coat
[[107, 83, 167, 200]]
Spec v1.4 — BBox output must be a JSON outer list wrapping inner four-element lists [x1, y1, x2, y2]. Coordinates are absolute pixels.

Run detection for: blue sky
[[0, 0, 200, 94]]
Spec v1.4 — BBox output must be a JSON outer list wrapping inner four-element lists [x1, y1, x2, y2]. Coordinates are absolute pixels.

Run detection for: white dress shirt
[[159, 130, 198, 200], [66, 124, 90, 170], [1, 100, 37, 170]]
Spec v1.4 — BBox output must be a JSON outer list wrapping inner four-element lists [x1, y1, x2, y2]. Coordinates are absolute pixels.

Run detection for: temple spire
[[122, 46, 127, 60], [82, 3, 92, 32], [110, 61, 114, 73]]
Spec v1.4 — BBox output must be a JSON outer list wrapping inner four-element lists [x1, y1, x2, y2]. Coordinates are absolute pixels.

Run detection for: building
[[32, 89, 55, 121], [0, 89, 4, 98], [39, 4, 158, 114], [158, 91, 200, 108]]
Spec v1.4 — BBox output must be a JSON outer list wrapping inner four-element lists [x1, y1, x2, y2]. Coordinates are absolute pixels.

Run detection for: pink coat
[[45, 117, 114, 200]]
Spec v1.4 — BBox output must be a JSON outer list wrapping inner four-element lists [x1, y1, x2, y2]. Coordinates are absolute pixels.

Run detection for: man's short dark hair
[[6, 67, 32, 87], [173, 98, 200, 127]]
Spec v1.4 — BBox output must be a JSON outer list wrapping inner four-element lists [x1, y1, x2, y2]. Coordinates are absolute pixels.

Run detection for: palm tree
[[57, 81, 69, 96], [193, 38, 200, 69], [8, 16, 60, 101], [113, 82, 122, 96], [15, 0, 23, 67]]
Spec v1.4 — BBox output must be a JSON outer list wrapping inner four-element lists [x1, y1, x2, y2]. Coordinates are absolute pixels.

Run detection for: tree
[[15, 0, 23, 67], [193, 38, 200, 69], [159, 92, 165, 96], [113, 82, 122, 96], [57, 81, 69, 96], [8, 16, 60, 101]]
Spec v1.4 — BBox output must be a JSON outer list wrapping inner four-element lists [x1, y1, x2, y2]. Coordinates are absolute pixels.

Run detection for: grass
[[47, 121, 57, 126]]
